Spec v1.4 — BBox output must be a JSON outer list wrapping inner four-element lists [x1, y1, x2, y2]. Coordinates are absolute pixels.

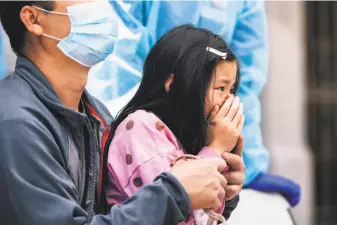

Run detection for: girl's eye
[[230, 86, 235, 94], [216, 87, 225, 92]]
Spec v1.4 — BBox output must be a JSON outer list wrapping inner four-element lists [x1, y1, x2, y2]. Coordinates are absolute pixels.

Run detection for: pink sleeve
[[198, 146, 219, 158], [197, 147, 228, 219], [106, 111, 184, 205], [198, 147, 230, 173]]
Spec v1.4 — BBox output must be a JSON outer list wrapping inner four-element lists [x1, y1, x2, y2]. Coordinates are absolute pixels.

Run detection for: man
[[0, 2, 245, 225]]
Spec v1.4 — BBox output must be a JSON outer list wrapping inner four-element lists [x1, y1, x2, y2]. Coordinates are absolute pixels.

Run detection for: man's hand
[[171, 158, 228, 210], [221, 136, 245, 200]]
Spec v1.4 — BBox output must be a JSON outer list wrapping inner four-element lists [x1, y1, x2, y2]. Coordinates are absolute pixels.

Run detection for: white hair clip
[[206, 47, 227, 60]]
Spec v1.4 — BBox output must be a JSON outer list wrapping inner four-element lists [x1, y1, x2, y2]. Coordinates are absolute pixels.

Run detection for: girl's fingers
[[216, 95, 234, 119], [232, 103, 243, 127], [237, 116, 245, 132], [208, 105, 220, 123], [225, 96, 240, 121]]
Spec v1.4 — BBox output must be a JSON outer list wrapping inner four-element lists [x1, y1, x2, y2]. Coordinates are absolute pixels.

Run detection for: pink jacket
[[106, 110, 225, 225]]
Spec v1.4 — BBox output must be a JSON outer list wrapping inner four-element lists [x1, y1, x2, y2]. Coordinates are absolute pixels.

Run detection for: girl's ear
[[165, 74, 174, 92]]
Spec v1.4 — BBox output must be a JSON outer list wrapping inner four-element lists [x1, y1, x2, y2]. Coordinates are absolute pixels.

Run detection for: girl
[[105, 25, 244, 225]]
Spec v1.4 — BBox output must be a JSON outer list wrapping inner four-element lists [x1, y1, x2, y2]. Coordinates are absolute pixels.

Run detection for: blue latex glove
[[245, 173, 301, 207]]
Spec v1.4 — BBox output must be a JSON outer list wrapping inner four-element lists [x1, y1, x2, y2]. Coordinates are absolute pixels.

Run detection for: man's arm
[[93, 173, 190, 225], [223, 195, 240, 220], [230, 0, 270, 186], [0, 119, 190, 225]]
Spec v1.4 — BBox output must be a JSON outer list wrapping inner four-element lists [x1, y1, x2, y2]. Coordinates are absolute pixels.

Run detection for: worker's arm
[[230, 0, 270, 185]]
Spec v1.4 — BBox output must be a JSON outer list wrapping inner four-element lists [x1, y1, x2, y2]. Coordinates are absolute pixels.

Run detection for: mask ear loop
[[32, 6, 70, 16], [32, 6, 68, 42], [41, 34, 62, 41]]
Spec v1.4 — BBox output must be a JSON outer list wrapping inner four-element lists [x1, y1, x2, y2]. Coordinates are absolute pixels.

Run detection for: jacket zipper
[[77, 128, 86, 207], [84, 119, 98, 221]]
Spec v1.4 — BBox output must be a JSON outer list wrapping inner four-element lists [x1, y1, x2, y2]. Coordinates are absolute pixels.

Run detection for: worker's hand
[[171, 158, 228, 210], [207, 95, 245, 155]]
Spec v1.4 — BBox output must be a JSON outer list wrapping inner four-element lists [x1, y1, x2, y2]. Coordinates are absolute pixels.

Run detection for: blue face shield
[[33, 0, 118, 67]]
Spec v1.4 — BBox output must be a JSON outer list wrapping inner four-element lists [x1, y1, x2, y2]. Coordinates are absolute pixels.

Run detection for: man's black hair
[[0, 1, 55, 55]]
